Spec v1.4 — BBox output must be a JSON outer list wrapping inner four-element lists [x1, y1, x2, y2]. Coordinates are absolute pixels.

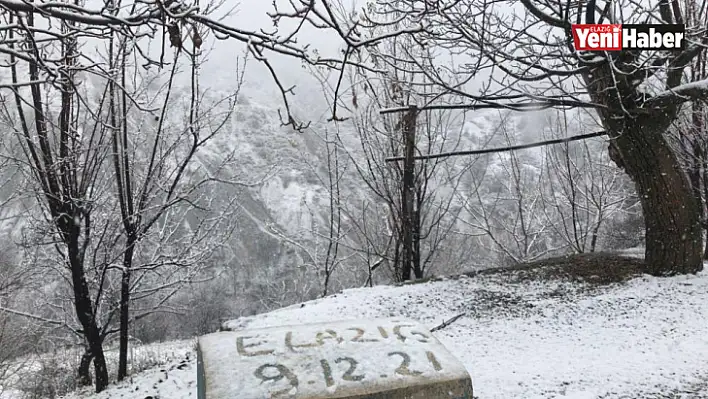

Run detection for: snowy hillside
[[60, 262, 708, 399]]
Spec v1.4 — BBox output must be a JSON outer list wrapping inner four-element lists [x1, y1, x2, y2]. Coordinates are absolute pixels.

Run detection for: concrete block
[[197, 318, 473, 398]]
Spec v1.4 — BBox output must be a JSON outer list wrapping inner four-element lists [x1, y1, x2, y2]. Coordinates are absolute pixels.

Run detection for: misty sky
[[198, 0, 350, 114]]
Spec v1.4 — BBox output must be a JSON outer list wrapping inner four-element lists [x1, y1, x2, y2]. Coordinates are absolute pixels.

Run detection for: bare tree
[[456, 109, 637, 265], [539, 110, 635, 254], [267, 0, 708, 276], [105, 20, 246, 380], [0, 0, 353, 392], [1, 8, 114, 386], [342, 100, 466, 280], [0, 9, 243, 390], [264, 121, 354, 298], [323, 29, 466, 280], [457, 114, 556, 264], [320, 127, 346, 296]]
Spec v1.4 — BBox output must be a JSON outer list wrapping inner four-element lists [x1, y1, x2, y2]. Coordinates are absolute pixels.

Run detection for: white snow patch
[[51, 264, 708, 399], [259, 175, 325, 235], [58, 342, 196, 399]]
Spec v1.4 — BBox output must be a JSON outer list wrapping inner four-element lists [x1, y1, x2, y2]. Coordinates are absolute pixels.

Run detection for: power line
[[384, 130, 608, 162], [379, 100, 606, 115]]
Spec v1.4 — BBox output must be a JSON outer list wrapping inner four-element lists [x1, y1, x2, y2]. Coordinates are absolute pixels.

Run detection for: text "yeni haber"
[[572, 24, 685, 51]]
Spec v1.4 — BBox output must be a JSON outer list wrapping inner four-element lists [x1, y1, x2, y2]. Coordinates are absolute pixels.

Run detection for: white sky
[[199, 0, 351, 113]]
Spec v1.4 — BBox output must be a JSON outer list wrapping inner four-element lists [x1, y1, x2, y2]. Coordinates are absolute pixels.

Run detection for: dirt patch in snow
[[465, 252, 646, 285]]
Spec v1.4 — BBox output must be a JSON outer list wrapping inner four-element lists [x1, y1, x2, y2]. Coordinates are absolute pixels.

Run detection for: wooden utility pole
[[400, 106, 418, 280], [383, 105, 609, 282]]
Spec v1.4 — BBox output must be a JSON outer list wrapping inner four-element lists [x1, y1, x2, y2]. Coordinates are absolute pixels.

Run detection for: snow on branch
[[0, 0, 164, 26], [0, 306, 79, 334], [648, 78, 708, 106]]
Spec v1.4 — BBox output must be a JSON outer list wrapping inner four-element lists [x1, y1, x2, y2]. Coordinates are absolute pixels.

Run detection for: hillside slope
[[60, 265, 708, 399]]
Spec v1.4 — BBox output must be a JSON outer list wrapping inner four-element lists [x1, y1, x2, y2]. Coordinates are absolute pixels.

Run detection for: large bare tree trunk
[[609, 121, 703, 275], [584, 60, 703, 276]]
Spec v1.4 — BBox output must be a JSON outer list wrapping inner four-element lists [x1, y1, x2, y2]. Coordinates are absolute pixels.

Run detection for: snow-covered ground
[[0, 340, 193, 399], [58, 266, 708, 399]]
